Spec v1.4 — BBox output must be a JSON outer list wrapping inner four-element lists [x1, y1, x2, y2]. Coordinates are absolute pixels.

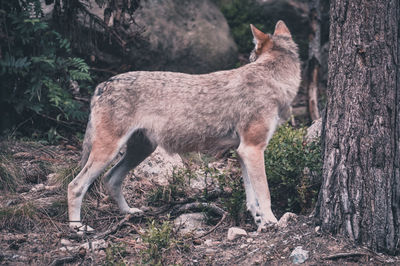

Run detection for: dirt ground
[[0, 140, 399, 265]]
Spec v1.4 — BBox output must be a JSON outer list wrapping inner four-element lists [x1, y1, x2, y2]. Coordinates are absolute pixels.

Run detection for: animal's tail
[[80, 118, 93, 168]]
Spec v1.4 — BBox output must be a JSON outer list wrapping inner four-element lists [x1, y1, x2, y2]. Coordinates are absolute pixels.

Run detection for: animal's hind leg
[[103, 131, 156, 214], [68, 139, 120, 231]]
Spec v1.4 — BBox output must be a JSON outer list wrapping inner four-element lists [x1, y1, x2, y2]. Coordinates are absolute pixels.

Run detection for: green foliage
[[0, 154, 20, 192], [0, 0, 92, 138], [213, 0, 309, 60], [54, 163, 80, 189], [104, 242, 127, 266], [265, 123, 322, 214], [147, 167, 194, 206], [213, 0, 276, 54], [207, 163, 246, 225], [0, 203, 39, 231], [141, 219, 174, 265]]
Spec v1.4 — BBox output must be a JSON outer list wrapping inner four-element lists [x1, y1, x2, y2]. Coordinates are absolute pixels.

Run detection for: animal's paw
[[69, 222, 94, 234], [257, 221, 277, 232], [255, 212, 278, 232]]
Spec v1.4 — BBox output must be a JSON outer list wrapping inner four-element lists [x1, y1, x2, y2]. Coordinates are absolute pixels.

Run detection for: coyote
[[68, 21, 300, 231]]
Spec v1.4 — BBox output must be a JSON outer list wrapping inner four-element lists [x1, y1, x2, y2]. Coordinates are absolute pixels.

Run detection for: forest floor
[[0, 140, 399, 265]]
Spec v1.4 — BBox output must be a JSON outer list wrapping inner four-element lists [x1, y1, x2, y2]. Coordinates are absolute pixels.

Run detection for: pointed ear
[[273, 20, 291, 37], [250, 24, 269, 45]]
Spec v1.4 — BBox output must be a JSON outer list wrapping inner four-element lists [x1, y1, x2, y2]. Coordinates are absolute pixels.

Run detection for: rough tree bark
[[318, 0, 400, 253]]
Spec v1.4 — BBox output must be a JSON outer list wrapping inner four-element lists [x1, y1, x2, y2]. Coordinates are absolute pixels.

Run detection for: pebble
[[227, 227, 247, 241], [60, 239, 72, 246], [289, 246, 309, 264]]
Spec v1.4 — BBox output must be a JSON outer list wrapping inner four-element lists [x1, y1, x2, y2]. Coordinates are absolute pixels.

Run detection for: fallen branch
[[90, 67, 118, 75], [171, 202, 226, 217], [93, 212, 144, 239], [322, 252, 368, 260], [193, 212, 227, 239], [49, 255, 78, 266]]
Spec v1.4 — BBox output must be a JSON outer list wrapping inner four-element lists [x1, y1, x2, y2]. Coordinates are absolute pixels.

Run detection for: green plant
[[265, 123, 322, 214], [213, 0, 309, 60], [104, 242, 127, 266], [55, 163, 80, 189], [0, 0, 92, 139], [0, 203, 39, 231], [141, 219, 174, 265], [211, 164, 246, 225], [213, 0, 275, 54], [0, 154, 20, 192], [147, 167, 193, 206]]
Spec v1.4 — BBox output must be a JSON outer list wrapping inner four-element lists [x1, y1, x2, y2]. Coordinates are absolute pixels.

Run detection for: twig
[[77, 4, 126, 47], [193, 212, 227, 239], [321, 252, 368, 260], [49, 255, 78, 266], [171, 202, 226, 217], [93, 212, 144, 239], [90, 67, 118, 75], [34, 112, 82, 127], [73, 96, 90, 103]]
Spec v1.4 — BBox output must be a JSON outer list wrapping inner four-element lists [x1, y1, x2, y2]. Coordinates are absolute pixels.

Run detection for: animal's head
[[249, 20, 298, 63]]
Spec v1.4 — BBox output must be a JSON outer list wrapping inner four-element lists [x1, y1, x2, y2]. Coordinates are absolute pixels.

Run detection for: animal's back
[[88, 33, 300, 154]]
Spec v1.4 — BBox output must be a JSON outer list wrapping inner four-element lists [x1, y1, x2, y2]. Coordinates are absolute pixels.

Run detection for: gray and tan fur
[[68, 21, 301, 231]]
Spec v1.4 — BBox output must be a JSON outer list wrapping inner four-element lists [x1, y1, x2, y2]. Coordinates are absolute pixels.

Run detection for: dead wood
[[321, 252, 369, 260], [193, 212, 227, 239], [49, 255, 78, 266], [171, 202, 226, 217]]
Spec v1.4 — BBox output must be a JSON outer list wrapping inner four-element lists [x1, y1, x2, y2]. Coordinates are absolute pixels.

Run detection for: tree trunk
[[318, 0, 400, 253], [307, 0, 322, 121]]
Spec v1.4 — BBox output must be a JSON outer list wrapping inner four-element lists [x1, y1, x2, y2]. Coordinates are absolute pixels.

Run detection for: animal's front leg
[[237, 144, 277, 229]]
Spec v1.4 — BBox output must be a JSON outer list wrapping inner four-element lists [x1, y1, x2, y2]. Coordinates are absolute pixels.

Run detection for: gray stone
[[60, 239, 72, 246], [42, 0, 237, 74], [131, 0, 238, 74], [289, 246, 309, 264], [134, 147, 184, 186], [174, 213, 207, 236], [277, 212, 297, 228], [227, 227, 247, 241], [306, 118, 322, 142]]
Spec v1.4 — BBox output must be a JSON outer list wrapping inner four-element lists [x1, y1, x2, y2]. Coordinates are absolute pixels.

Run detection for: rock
[[227, 227, 247, 241], [205, 248, 215, 254], [277, 212, 297, 228], [174, 213, 207, 236], [134, 147, 184, 186], [42, 0, 237, 74], [30, 184, 45, 192], [204, 239, 213, 247], [188, 170, 218, 191], [60, 239, 72, 246], [131, 0, 238, 73], [289, 246, 309, 264], [314, 226, 321, 233], [306, 118, 322, 142], [59, 239, 107, 252]]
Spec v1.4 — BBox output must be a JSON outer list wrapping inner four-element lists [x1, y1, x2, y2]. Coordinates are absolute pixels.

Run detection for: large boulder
[[42, 0, 238, 74], [130, 0, 238, 73]]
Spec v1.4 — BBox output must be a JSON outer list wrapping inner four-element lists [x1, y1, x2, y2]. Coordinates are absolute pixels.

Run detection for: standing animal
[[68, 20, 301, 232]]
